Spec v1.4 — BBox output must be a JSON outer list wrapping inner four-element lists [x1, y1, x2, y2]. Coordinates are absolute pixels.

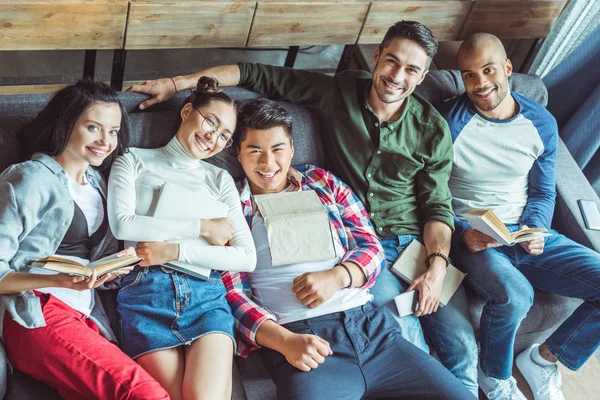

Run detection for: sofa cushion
[[416, 70, 548, 108], [0, 116, 29, 172]]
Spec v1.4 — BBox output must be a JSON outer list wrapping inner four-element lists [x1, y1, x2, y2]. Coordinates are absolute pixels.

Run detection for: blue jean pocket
[[119, 270, 144, 292]]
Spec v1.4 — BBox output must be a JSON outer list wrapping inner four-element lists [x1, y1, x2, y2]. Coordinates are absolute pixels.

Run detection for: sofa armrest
[[553, 138, 600, 252]]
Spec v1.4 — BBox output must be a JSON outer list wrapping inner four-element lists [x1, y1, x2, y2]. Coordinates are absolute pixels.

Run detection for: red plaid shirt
[[220, 164, 384, 357]]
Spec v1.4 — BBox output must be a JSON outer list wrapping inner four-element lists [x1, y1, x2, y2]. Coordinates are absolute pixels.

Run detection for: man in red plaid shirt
[[219, 98, 474, 399]]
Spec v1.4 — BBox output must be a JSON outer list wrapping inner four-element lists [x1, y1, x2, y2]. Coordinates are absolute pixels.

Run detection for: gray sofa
[[0, 70, 598, 400]]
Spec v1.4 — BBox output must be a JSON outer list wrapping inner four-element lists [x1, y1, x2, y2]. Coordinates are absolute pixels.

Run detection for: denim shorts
[[117, 266, 235, 359]]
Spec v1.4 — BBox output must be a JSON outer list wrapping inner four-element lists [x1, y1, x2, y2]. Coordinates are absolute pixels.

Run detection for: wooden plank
[[0, 80, 148, 95], [125, 2, 256, 49], [247, 2, 370, 47], [459, 0, 568, 40], [0, 2, 127, 50], [359, 1, 472, 44], [0, 83, 73, 95]]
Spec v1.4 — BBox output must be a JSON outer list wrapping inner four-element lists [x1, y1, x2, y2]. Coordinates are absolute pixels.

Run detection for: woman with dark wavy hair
[[0, 80, 169, 400], [108, 77, 256, 400]]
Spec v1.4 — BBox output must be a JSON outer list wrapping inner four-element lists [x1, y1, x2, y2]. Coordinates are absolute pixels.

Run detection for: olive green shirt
[[239, 63, 454, 236]]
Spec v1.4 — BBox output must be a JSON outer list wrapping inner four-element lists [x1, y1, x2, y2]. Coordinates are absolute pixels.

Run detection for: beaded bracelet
[[425, 252, 450, 268]]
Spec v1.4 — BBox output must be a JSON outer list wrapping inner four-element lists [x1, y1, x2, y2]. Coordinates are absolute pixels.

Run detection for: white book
[[463, 209, 551, 246], [254, 190, 337, 266], [153, 182, 229, 280], [390, 240, 465, 307]]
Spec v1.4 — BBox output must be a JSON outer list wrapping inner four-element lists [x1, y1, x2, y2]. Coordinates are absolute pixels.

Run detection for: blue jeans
[[451, 227, 600, 379], [370, 235, 479, 397], [260, 303, 476, 399]]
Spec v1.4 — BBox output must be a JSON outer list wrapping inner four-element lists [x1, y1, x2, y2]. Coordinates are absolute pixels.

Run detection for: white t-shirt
[[32, 175, 104, 316], [249, 212, 372, 324]]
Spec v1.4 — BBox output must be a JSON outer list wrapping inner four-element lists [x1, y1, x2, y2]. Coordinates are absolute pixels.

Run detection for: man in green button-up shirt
[[131, 21, 478, 396]]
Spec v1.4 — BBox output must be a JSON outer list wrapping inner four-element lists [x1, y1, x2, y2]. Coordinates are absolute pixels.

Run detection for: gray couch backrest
[[0, 70, 547, 176]]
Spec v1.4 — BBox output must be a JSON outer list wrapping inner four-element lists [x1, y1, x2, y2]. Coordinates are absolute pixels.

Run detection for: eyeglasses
[[194, 108, 233, 148]]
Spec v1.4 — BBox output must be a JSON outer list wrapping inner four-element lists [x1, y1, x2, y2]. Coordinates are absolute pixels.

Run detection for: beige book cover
[[254, 190, 337, 266], [390, 240, 465, 306]]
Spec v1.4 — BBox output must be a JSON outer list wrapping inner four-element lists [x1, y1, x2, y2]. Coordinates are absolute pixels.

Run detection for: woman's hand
[[200, 218, 234, 246], [116, 247, 137, 258], [136, 241, 179, 267], [53, 270, 112, 291]]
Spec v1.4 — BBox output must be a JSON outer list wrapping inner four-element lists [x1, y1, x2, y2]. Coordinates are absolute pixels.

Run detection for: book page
[[390, 240, 465, 306], [91, 255, 142, 277], [463, 211, 512, 245], [511, 231, 552, 243]]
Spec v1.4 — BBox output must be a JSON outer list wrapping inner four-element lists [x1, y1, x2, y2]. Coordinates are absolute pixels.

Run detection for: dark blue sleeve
[[519, 98, 558, 229]]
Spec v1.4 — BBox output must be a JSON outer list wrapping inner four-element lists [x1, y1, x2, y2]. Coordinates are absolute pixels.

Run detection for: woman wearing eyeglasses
[[107, 77, 256, 400]]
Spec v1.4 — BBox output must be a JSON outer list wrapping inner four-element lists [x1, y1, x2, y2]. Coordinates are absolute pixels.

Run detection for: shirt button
[[378, 227, 383, 232], [369, 193, 374, 197], [370, 212, 375, 217], [375, 122, 379, 127], [377, 150, 382, 155], [367, 173, 372, 178]]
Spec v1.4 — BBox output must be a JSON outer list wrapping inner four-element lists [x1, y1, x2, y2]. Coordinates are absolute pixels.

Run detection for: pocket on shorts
[[119, 270, 144, 292]]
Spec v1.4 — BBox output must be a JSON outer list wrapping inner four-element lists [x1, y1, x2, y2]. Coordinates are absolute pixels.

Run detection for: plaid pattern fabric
[[221, 164, 384, 357]]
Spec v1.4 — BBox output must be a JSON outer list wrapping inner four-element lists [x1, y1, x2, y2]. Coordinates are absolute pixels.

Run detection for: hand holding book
[[516, 225, 546, 256], [463, 209, 551, 247], [31, 247, 142, 279]]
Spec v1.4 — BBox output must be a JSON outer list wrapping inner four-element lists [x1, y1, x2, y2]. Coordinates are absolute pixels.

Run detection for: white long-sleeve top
[[108, 136, 256, 273]]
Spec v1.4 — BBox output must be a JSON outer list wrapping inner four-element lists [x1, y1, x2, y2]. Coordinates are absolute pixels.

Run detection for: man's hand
[[281, 332, 333, 372], [136, 241, 179, 267], [126, 78, 177, 110], [517, 225, 545, 255], [200, 218, 234, 246], [463, 228, 500, 253], [292, 266, 347, 308], [407, 261, 446, 316], [53, 270, 112, 291]]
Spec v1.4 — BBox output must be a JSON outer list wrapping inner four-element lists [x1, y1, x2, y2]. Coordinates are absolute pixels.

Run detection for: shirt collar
[[239, 167, 304, 204], [363, 83, 410, 129], [30, 152, 97, 186]]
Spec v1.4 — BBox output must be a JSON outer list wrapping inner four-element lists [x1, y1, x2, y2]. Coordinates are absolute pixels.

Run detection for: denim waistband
[[282, 302, 373, 329]]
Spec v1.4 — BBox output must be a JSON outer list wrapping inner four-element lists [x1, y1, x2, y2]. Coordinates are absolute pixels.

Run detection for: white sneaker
[[478, 366, 527, 400], [516, 344, 565, 400]]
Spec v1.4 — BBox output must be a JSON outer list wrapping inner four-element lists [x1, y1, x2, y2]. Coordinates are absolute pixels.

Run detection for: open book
[[463, 209, 551, 246], [254, 190, 337, 266], [152, 182, 229, 280], [391, 240, 465, 307], [31, 253, 142, 278]]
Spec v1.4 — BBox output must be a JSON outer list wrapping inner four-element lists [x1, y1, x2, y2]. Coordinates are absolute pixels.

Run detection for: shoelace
[[537, 365, 564, 399], [488, 377, 524, 400]]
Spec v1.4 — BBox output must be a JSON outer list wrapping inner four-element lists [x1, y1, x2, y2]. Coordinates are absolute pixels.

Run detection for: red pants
[[3, 292, 169, 400]]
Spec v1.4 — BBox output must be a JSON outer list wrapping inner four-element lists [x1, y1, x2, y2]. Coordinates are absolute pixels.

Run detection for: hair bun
[[195, 76, 220, 94]]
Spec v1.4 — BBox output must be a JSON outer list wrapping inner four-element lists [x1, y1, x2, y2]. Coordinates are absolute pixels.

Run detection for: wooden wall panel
[[459, 0, 568, 40], [359, 1, 473, 44], [247, 2, 370, 47], [125, 2, 256, 49], [0, 2, 127, 50]]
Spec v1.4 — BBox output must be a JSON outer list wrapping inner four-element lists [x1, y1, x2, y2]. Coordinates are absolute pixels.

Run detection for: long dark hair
[[18, 79, 130, 170]]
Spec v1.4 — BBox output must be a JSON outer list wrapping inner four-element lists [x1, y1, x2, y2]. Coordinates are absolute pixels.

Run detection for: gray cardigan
[[0, 153, 117, 341]]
